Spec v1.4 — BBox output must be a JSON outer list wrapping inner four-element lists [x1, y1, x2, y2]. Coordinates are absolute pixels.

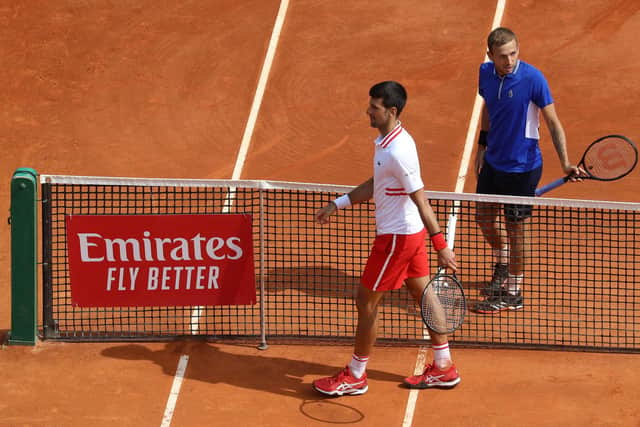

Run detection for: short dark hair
[[369, 81, 407, 116], [487, 27, 518, 52]]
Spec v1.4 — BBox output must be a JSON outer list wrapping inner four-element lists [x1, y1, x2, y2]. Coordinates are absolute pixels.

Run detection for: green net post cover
[[9, 168, 38, 345]]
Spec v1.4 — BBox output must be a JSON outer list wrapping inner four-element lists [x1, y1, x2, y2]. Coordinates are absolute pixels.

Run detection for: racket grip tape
[[535, 176, 569, 197]]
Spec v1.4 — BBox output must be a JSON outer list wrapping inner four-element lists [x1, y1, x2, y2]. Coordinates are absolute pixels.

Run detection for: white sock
[[432, 343, 451, 368], [493, 246, 509, 265], [348, 354, 369, 379], [506, 274, 523, 295]]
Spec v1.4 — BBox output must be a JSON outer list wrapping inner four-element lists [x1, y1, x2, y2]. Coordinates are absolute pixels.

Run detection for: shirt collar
[[374, 121, 402, 146], [492, 59, 521, 79]]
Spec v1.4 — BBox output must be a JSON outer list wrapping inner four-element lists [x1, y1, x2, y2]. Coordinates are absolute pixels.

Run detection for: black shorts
[[476, 161, 542, 221]]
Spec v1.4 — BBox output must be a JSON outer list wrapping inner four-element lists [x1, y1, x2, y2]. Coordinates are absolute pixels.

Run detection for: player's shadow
[[264, 265, 359, 298], [263, 265, 417, 311], [263, 265, 487, 314], [100, 341, 404, 399], [460, 280, 492, 303]]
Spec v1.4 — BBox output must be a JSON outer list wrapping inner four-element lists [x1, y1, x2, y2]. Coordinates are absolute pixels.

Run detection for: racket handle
[[446, 213, 457, 250], [535, 176, 569, 197]]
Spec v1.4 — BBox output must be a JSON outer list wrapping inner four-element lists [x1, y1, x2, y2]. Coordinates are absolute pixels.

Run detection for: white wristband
[[333, 194, 352, 209]]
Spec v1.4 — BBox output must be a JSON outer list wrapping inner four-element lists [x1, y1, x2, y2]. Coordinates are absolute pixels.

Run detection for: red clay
[[1, 1, 639, 426]]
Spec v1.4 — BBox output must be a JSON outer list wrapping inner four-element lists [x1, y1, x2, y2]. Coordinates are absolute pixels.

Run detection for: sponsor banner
[[65, 214, 256, 307]]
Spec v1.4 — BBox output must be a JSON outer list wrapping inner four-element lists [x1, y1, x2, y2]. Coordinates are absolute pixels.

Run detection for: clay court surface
[[1, 0, 640, 425]]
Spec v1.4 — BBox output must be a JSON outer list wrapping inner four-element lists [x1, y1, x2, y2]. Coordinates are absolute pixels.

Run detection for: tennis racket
[[420, 269, 466, 334], [536, 134, 638, 196]]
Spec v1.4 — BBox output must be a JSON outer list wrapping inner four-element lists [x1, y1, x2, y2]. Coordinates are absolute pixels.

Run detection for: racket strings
[[421, 276, 465, 334], [583, 137, 638, 180]]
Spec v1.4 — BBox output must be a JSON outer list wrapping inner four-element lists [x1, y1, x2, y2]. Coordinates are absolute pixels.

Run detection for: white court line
[[189, 0, 292, 332], [232, 0, 290, 180], [160, 355, 189, 427], [161, 1, 290, 425], [401, 347, 428, 427], [402, 1, 506, 426], [455, 0, 506, 193]]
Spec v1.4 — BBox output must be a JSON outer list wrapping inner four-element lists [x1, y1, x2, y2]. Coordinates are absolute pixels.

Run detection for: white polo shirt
[[372, 122, 425, 235]]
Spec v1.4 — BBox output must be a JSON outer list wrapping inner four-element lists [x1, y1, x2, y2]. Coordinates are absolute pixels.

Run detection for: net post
[[9, 168, 38, 345], [257, 187, 268, 350]]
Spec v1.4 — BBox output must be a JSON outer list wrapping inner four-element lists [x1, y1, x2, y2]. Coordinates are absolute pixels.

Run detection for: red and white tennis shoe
[[312, 366, 368, 396], [403, 362, 461, 389]]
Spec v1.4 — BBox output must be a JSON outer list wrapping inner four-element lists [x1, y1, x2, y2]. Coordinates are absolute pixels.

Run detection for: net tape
[[40, 175, 640, 352]]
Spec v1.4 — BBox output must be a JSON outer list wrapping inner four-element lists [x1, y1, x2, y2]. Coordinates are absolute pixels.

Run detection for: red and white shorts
[[361, 229, 429, 291]]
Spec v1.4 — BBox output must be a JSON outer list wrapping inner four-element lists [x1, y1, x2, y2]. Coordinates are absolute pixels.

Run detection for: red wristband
[[430, 231, 447, 252]]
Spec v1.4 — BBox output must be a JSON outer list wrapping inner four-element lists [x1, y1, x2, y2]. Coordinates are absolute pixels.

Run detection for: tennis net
[[37, 175, 640, 352]]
